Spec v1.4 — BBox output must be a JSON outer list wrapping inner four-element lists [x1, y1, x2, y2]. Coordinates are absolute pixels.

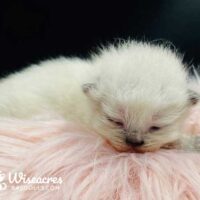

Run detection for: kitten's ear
[[82, 83, 100, 100], [188, 89, 200, 105]]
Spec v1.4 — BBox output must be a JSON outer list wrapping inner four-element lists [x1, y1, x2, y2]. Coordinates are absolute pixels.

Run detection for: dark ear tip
[[190, 97, 199, 105], [188, 90, 199, 105], [82, 83, 96, 94]]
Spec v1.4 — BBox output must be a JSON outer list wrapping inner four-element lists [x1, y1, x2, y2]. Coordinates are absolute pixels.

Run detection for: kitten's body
[[0, 41, 197, 152], [0, 58, 93, 123]]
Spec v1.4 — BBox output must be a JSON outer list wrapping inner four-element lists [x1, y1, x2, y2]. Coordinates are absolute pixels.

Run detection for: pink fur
[[0, 106, 199, 199]]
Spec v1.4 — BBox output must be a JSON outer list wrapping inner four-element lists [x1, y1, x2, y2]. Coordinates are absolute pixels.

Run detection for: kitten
[[0, 40, 198, 152]]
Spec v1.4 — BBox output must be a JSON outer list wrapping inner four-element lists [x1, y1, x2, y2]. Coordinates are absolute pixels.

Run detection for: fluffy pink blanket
[[0, 105, 200, 200]]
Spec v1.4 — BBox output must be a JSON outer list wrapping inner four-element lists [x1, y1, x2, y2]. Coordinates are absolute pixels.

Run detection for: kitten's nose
[[125, 137, 144, 147]]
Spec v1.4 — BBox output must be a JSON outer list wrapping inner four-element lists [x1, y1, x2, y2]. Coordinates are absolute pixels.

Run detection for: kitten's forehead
[[93, 42, 188, 101]]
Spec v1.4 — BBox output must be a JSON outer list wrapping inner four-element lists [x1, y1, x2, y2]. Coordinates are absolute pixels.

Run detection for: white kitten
[[0, 41, 198, 152]]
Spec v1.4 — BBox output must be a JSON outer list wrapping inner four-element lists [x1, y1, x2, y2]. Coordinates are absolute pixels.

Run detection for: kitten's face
[[83, 87, 190, 152], [82, 42, 197, 152], [100, 95, 189, 152]]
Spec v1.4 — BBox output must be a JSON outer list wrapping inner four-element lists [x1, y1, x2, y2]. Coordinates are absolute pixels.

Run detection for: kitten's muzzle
[[125, 137, 144, 147]]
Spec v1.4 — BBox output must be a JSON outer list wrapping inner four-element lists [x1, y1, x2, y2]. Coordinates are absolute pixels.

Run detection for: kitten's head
[[82, 41, 198, 152]]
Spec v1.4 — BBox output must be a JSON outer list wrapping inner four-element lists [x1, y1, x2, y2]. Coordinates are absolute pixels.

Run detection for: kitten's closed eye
[[107, 117, 124, 127], [149, 126, 161, 132]]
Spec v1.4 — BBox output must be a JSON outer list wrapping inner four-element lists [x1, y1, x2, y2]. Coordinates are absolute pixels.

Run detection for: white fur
[[0, 41, 195, 152]]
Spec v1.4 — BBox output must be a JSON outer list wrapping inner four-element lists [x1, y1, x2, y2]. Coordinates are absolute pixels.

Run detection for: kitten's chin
[[133, 146, 161, 153], [112, 145, 160, 153], [132, 142, 179, 153], [106, 140, 161, 153]]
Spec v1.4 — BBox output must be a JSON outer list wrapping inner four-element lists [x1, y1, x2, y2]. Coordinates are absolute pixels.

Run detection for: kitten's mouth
[[106, 138, 178, 153], [132, 146, 161, 153], [107, 140, 160, 153], [114, 146, 160, 153], [125, 138, 161, 152], [129, 142, 179, 153]]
